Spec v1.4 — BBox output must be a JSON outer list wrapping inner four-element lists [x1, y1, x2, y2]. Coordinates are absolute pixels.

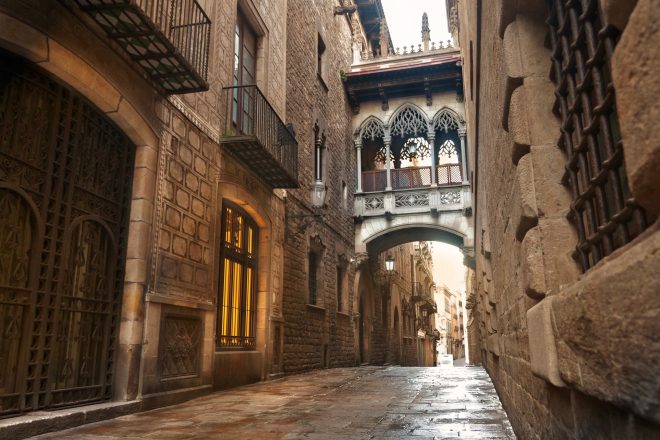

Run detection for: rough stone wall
[[459, 0, 660, 438], [281, 0, 357, 373]]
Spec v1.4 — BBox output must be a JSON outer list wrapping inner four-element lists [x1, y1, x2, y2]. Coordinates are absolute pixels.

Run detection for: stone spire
[[422, 12, 431, 51], [379, 18, 389, 57]]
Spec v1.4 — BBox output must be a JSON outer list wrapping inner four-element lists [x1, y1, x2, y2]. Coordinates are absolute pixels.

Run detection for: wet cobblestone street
[[33, 366, 515, 439]]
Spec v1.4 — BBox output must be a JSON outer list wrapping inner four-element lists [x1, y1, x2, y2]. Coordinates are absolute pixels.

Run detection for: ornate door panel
[[0, 52, 135, 416]]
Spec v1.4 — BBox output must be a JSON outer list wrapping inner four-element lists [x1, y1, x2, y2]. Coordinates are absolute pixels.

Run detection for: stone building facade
[[1, 2, 433, 434], [279, 0, 358, 374], [0, 0, 298, 422], [453, 0, 660, 438], [354, 242, 436, 368]]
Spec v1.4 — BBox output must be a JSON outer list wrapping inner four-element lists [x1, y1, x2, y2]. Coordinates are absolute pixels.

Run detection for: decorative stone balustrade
[[354, 184, 471, 218]]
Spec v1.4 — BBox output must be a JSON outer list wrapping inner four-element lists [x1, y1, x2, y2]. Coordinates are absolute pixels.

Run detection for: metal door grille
[[547, 0, 647, 271], [0, 53, 134, 416]]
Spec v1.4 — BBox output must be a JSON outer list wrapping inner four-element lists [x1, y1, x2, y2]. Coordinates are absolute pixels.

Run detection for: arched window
[[218, 201, 258, 349]]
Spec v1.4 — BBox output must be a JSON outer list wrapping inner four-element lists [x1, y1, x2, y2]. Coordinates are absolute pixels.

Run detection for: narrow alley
[[32, 366, 514, 440]]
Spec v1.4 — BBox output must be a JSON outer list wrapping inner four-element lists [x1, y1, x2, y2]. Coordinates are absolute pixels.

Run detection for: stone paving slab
[[31, 366, 515, 439]]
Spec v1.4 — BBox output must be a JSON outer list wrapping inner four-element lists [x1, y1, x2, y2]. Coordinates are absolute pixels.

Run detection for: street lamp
[[385, 255, 394, 273]]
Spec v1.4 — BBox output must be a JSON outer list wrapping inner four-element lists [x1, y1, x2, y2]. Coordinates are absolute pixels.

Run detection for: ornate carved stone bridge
[[354, 183, 473, 255]]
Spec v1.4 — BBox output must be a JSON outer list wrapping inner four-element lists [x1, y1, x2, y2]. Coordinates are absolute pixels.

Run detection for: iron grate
[[547, 0, 647, 272]]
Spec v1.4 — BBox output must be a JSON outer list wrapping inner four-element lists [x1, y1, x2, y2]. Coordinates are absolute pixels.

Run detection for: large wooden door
[[0, 52, 134, 416]]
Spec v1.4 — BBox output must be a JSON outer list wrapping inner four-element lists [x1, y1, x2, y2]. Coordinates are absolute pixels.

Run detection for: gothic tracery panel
[[390, 107, 427, 138], [0, 189, 34, 415], [159, 315, 201, 379]]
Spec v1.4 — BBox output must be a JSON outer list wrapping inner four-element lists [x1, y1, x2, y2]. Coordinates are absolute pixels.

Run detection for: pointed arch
[[357, 116, 385, 141], [388, 103, 429, 138], [432, 107, 465, 133]]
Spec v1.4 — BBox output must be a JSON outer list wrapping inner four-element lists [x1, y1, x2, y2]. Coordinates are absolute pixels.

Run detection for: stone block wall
[[459, 0, 660, 438], [281, 0, 357, 373]]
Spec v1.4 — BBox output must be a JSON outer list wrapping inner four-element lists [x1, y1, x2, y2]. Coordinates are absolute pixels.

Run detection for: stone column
[[428, 131, 437, 186], [458, 127, 468, 183], [384, 132, 392, 191], [355, 137, 363, 193]]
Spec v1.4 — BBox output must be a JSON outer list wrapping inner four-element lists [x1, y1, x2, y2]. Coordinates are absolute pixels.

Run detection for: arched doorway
[[0, 51, 135, 415]]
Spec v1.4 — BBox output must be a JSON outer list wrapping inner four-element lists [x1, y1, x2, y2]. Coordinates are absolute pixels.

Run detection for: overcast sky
[[381, 0, 452, 49], [430, 242, 466, 294]]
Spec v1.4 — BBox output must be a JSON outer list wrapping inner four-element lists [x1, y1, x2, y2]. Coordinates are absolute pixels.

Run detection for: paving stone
[[31, 366, 515, 439]]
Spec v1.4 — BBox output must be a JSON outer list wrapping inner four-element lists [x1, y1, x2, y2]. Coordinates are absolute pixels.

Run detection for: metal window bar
[[547, 0, 647, 271]]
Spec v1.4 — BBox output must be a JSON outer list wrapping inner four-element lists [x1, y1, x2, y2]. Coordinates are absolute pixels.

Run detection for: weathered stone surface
[[513, 153, 538, 241], [458, 0, 660, 437], [503, 15, 548, 80], [552, 225, 660, 423], [527, 297, 564, 387], [612, 0, 660, 218], [508, 79, 559, 164], [521, 226, 546, 299]]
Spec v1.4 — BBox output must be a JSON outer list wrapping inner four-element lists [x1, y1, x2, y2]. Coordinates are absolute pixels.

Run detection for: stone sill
[[0, 400, 141, 440], [336, 311, 351, 319], [541, 220, 660, 423], [306, 304, 326, 313], [146, 292, 214, 311], [317, 73, 328, 92]]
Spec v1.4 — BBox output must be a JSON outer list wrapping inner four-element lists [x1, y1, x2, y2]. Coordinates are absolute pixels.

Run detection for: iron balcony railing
[[361, 163, 462, 192], [74, 0, 211, 93], [411, 282, 426, 301], [220, 85, 299, 188]]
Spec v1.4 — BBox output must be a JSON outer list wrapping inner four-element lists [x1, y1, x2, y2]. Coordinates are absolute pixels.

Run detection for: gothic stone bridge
[[354, 183, 473, 255]]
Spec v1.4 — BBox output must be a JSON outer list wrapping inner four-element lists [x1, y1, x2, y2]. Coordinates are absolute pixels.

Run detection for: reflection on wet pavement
[[33, 366, 515, 439]]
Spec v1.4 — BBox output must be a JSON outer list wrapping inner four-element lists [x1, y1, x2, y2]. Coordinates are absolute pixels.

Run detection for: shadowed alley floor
[[32, 366, 515, 439]]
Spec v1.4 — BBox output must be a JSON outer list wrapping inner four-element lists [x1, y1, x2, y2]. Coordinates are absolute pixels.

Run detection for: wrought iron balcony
[[74, 0, 211, 93], [221, 85, 299, 188], [411, 282, 424, 302]]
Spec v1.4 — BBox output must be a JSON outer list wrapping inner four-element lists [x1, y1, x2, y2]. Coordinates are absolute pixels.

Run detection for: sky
[[430, 242, 466, 294], [380, 0, 452, 49]]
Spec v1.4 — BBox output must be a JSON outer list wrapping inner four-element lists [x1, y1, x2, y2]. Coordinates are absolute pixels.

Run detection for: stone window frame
[[313, 121, 327, 184], [216, 200, 259, 350], [236, 0, 270, 93], [316, 28, 329, 90], [307, 235, 325, 307]]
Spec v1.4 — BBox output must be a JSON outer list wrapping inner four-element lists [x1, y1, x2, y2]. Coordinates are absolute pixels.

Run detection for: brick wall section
[[459, 0, 660, 438], [281, 0, 357, 373]]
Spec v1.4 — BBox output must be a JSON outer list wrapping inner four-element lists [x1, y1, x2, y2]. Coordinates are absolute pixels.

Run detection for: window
[[308, 251, 319, 305], [313, 122, 326, 183], [547, 0, 648, 271], [336, 266, 345, 312], [232, 12, 257, 133], [317, 33, 326, 80], [341, 180, 348, 209], [218, 201, 258, 349]]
